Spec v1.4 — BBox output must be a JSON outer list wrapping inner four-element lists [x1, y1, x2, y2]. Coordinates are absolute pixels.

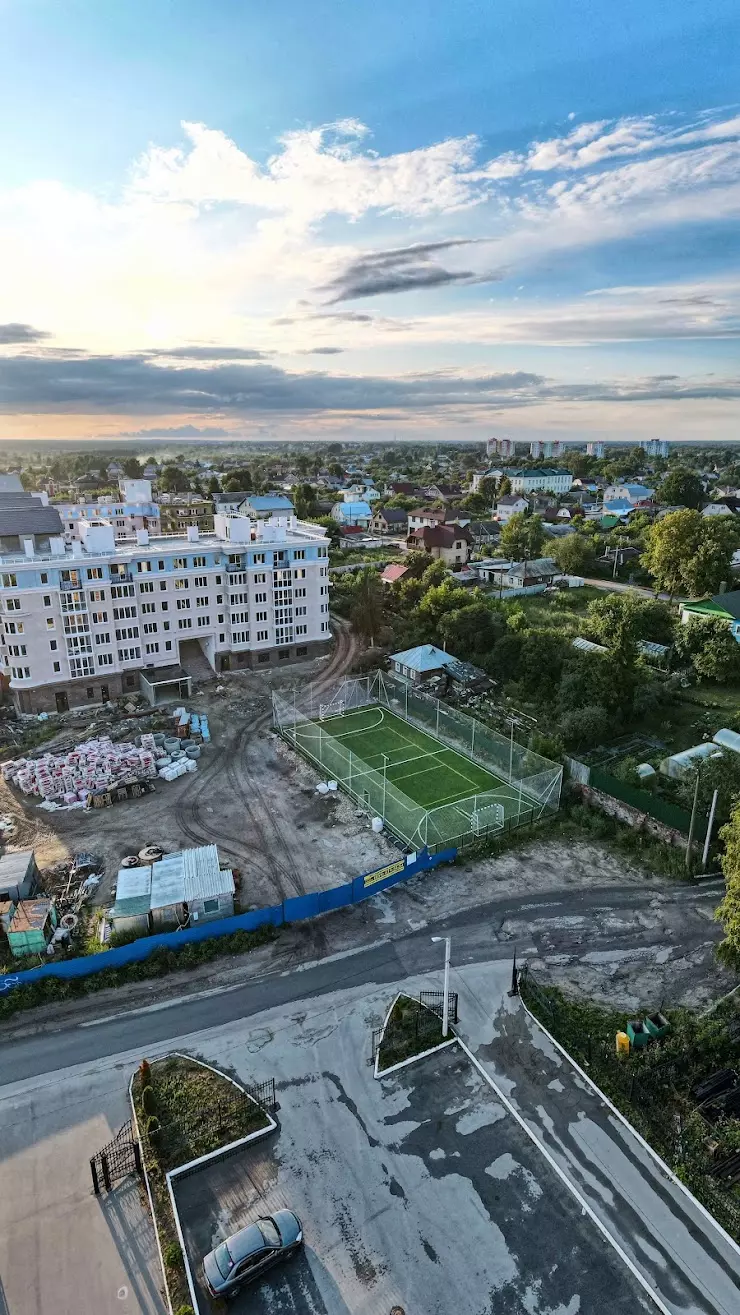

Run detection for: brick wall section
[[579, 784, 685, 847]]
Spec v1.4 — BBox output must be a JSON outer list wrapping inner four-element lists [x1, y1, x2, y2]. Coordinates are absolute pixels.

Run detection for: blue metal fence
[[0, 846, 456, 994]]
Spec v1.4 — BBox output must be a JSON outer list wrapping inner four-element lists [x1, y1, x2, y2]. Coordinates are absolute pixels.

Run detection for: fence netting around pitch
[[272, 671, 562, 852]]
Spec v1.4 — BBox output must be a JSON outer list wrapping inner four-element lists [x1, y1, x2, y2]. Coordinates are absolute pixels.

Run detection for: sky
[[0, 0, 739, 445]]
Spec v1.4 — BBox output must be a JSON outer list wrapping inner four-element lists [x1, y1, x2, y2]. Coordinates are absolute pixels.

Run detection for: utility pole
[[431, 935, 451, 1036], [686, 769, 701, 872], [702, 788, 719, 870]]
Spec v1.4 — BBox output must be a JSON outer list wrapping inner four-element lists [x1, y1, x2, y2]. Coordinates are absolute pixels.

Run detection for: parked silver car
[[203, 1210, 303, 1298]]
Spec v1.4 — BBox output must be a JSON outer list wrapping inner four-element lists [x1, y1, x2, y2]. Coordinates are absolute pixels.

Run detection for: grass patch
[[0, 923, 277, 1022], [520, 974, 740, 1242], [131, 1055, 272, 1310], [376, 994, 446, 1072]]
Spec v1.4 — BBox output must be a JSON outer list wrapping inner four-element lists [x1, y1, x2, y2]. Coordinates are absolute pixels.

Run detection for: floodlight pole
[[431, 935, 451, 1037], [382, 753, 389, 818], [508, 719, 514, 783]]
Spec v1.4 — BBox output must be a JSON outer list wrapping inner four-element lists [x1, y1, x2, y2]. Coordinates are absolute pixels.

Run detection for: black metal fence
[[372, 991, 458, 1064], [90, 1121, 142, 1194], [168, 1078, 278, 1149], [419, 990, 459, 1024]]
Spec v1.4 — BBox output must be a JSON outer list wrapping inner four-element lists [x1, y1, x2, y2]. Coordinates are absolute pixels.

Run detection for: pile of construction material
[[2, 736, 161, 805]]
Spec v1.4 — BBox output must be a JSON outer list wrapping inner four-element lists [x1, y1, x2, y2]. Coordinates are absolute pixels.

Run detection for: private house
[[0, 851, 40, 903], [109, 844, 236, 937], [495, 494, 529, 522], [422, 483, 460, 501], [406, 523, 471, 567], [6, 898, 57, 957], [603, 483, 655, 505], [239, 494, 295, 519], [389, 643, 485, 687], [343, 484, 381, 503], [467, 521, 500, 549], [407, 508, 448, 532], [680, 591, 740, 642], [380, 563, 409, 585], [384, 481, 417, 497], [371, 507, 408, 534], [331, 499, 373, 528], [477, 558, 559, 592], [0, 474, 24, 493], [703, 498, 740, 518], [508, 469, 573, 496]]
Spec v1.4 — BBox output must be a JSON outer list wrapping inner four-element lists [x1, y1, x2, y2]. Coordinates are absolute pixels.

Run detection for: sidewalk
[[453, 962, 740, 1315]]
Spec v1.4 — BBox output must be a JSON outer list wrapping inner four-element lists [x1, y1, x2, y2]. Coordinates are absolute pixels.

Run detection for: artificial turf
[[293, 703, 523, 818]]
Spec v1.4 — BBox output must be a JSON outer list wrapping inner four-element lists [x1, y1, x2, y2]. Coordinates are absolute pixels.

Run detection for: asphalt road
[[1, 880, 724, 1087]]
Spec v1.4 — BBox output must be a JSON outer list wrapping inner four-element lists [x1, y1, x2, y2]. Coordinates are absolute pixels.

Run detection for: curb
[[519, 997, 740, 1263]]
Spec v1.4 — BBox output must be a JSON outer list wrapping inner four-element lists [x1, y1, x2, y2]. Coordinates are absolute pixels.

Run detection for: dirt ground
[[0, 622, 398, 909]]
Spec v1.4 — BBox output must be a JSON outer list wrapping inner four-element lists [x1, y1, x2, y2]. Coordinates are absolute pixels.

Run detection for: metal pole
[[509, 720, 514, 783], [702, 788, 719, 870], [348, 749, 352, 795], [405, 682, 408, 721], [382, 754, 388, 818], [436, 699, 440, 737], [471, 720, 476, 758], [442, 938, 451, 1037], [686, 769, 701, 872]]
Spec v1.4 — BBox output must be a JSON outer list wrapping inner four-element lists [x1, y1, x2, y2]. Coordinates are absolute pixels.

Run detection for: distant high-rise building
[[552, 441, 565, 457], [496, 438, 516, 457], [529, 440, 542, 458], [642, 439, 669, 458], [542, 441, 555, 458], [587, 442, 605, 458]]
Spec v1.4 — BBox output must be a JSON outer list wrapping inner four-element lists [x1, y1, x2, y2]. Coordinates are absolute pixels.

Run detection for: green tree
[[552, 533, 596, 576], [122, 456, 143, 478], [674, 615, 740, 683], [292, 482, 318, 518], [642, 509, 740, 598], [587, 593, 675, 647], [437, 601, 505, 658], [717, 799, 740, 964], [311, 515, 341, 548], [158, 465, 190, 493], [206, 475, 221, 495], [499, 512, 545, 561], [222, 467, 253, 492], [404, 549, 433, 579], [349, 568, 385, 644], [558, 703, 611, 749], [497, 475, 512, 497], [658, 466, 704, 510]]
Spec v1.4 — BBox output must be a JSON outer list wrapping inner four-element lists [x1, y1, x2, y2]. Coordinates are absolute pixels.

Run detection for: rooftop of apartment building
[[0, 513, 329, 565]]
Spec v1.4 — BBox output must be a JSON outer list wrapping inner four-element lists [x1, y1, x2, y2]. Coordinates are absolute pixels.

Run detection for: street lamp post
[[431, 935, 451, 1037], [382, 753, 389, 820]]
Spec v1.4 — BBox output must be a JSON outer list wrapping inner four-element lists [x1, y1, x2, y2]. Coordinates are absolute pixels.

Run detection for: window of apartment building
[[165, 640, 172, 651], [115, 626, 139, 641], [192, 555, 206, 567], [2, 574, 17, 588], [258, 652, 269, 663], [86, 687, 95, 699], [229, 590, 247, 605], [159, 580, 167, 591], [5, 598, 21, 611], [11, 666, 30, 679], [174, 578, 189, 591], [229, 571, 247, 585], [145, 642, 159, 655], [40, 572, 48, 584], [9, 643, 27, 657], [295, 606, 307, 617], [219, 632, 225, 643], [161, 600, 169, 612], [143, 621, 158, 634], [97, 653, 113, 667], [197, 614, 210, 627], [294, 587, 306, 598], [5, 621, 23, 634], [53, 660, 61, 672], [111, 584, 135, 598], [49, 638, 58, 651], [173, 557, 187, 569], [46, 617, 55, 630], [293, 550, 305, 561], [91, 610, 108, 624], [196, 596, 208, 608], [61, 569, 80, 585], [87, 567, 103, 580], [140, 602, 156, 614], [178, 617, 193, 630], [254, 572, 266, 584], [66, 634, 93, 654], [253, 553, 265, 565], [320, 603, 329, 613], [232, 629, 249, 645], [113, 605, 137, 620], [293, 567, 306, 579], [278, 649, 291, 659], [256, 629, 269, 642], [157, 560, 165, 571], [95, 632, 111, 645], [214, 574, 222, 584], [176, 598, 191, 610], [228, 553, 241, 565], [70, 656, 95, 677], [320, 566, 328, 576], [89, 589, 105, 602], [296, 646, 307, 656], [193, 575, 207, 588], [230, 609, 248, 625], [43, 594, 51, 607], [255, 610, 268, 622], [117, 646, 141, 662], [295, 624, 308, 636], [321, 621, 329, 632], [254, 591, 267, 603], [136, 560, 152, 573], [216, 593, 223, 604], [320, 585, 328, 595], [163, 620, 170, 631], [139, 581, 154, 594]]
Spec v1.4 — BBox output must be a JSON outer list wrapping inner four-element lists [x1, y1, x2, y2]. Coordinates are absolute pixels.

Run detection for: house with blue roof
[[389, 644, 485, 686], [331, 499, 373, 528], [604, 483, 655, 505], [240, 493, 295, 518]]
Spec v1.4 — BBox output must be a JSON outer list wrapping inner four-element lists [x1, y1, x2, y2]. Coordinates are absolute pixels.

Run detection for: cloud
[[122, 423, 233, 437], [0, 322, 50, 344], [300, 346, 344, 354], [320, 239, 502, 302], [145, 345, 269, 360]]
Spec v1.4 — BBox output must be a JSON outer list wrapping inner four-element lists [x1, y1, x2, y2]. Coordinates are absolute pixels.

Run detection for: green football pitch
[[292, 703, 524, 819]]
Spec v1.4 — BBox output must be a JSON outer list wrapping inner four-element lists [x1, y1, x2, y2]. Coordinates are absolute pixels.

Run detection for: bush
[[164, 1241, 182, 1269], [146, 1114, 160, 1142], [141, 1084, 156, 1115], [174, 1306, 195, 1315]]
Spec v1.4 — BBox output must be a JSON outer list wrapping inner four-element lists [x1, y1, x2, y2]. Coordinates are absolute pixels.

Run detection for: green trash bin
[[627, 1020, 651, 1049], [644, 1012, 670, 1041]]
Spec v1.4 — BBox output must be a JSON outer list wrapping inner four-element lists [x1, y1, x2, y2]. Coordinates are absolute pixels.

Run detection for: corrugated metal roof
[[110, 894, 151, 919], [573, 637, 608, 654], [150, 852, 186, 909], [391, 644, 454, 673], [637, 640, 670, 657], [0, 851, 35, 884], [115, 865, 152, 901], [9, 899, 52, 933], [148, 844, 234, 908], [244, 495, 294, 511]]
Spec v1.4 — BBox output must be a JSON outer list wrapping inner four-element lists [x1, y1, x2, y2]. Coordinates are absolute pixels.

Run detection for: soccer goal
[[319, 700, 344, 721]]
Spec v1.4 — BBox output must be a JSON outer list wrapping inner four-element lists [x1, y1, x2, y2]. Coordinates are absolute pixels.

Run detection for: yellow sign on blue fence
[[363, 858, 405, 889]]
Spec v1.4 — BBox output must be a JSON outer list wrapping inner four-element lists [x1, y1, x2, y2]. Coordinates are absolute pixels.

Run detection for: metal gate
[[90, 1120, 142, 1195], [419, 990, 459, 1024]]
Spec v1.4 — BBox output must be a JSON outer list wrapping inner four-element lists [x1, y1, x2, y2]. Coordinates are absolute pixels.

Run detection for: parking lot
[[174, 1038, 653, 1314]]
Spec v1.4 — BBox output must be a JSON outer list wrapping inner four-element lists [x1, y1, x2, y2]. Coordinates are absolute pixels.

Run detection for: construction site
[[0, 622, 401, 945]]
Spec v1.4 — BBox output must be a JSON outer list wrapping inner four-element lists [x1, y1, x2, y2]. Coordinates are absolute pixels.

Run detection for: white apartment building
[[508, 468, 573, 495], [53, 479, 161, 544], [0, 513, 331, 713]]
